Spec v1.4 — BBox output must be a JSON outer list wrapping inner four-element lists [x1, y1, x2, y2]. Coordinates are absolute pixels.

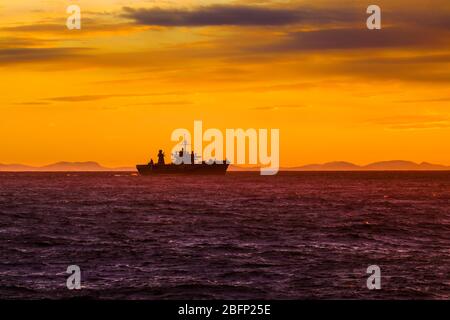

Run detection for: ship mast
[[182, 134, 189, 152]]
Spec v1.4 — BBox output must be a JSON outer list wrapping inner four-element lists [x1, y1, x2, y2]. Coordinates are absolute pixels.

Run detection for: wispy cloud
[[44, 92, 185, 102], [13, 102, 51, 106], [1, 21, 144, 36], [256, 27, 447, 52], [395, 97, 450, 103], [0, 47, 91, 65], [368, 114, 450, 130], [250, 104, 307, 111]]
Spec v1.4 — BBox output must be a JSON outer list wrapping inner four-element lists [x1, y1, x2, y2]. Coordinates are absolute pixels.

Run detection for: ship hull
[[136, 163, 229, 175]]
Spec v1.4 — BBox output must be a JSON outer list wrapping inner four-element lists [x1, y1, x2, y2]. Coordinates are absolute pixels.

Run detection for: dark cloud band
[[121, 5, 340, 27]]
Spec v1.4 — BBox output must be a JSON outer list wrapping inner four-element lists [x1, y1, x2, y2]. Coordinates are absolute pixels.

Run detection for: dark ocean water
[[0, 171, 449, 300]]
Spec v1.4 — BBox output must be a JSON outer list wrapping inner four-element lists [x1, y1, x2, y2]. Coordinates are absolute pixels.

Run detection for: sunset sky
[[1, 0, 449, 167]]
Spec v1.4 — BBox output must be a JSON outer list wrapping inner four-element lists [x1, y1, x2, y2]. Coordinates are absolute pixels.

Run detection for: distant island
[[0, 162, 134, 172], [231, 160, 450, 171], [283, 160, 450, 171], [0, 160, 449, 172]]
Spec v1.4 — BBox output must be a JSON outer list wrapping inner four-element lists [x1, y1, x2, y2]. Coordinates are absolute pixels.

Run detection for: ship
[[136, 139, 229, 175]]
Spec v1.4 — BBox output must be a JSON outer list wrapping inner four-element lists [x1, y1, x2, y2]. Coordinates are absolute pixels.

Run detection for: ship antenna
[[183, 134, 188, 152]]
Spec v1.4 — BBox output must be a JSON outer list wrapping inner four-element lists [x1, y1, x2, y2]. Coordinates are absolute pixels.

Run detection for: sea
[[0, 171, 449, 299]]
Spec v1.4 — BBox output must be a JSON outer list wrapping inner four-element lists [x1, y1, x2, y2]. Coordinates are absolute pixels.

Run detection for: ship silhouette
[[136, 139, 229, 175]]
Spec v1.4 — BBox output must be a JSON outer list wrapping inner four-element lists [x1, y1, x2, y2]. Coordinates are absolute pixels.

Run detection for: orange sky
[[0, 0, 449, 167]]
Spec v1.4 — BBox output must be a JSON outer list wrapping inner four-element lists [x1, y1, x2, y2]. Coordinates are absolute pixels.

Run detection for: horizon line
[[1, 159, 450, 172]]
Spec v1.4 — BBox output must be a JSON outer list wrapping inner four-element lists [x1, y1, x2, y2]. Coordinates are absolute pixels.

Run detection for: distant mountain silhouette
[[41, 162, 109, 171], [0, 164, 36, 171], [293, 161, 360, 171], [0, 162, 134, 172], [362, 160, 449, 171], [287, 160, 450, 171]]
